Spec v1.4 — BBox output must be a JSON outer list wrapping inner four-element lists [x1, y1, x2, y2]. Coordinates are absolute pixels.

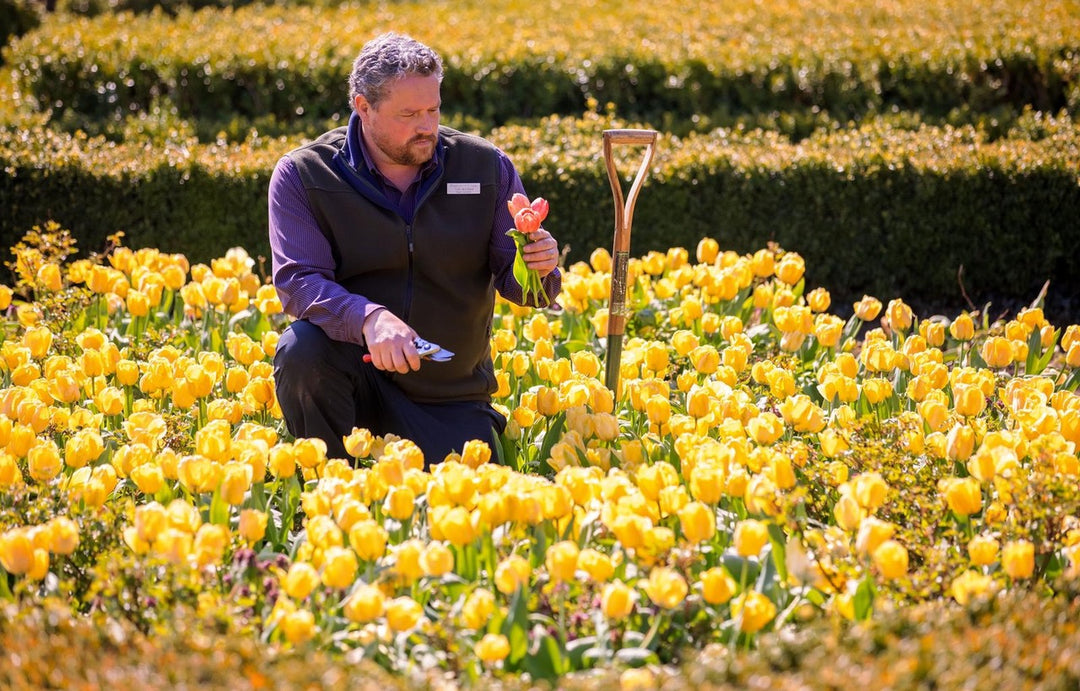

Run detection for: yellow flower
[[460, 439, 491, 469], [778, 394, 826, 433], [690, 345, 721, 374], [280, 609, 316, 645], [93, 386, 124, 416], [678, 501, 716, 544], [238, 509, 268, 544], [577, 548, 615, 583], [855, 516, 895, 556], [219, 462, 252, 505], [420, 542, 454, 577], [1001, 539, 1035, 579], [700, 567, 737, 605], [746, 412, 784, 445], [385, 596, 424, 631], [495, 554, 531, 594], [321, 546, 359, 589], [696, 237, 720, 264], [730, 590, 777, 633], [853, 295, 882, 321], [343, 583, 385, 624], [806, 287, 831, 312], [27, 439, 62, 483], [194, 523, 230, 567], [461, 588, 496, 630], [967, 534, 999, 566], [851, 472, 889, 512], [980, 336, 1014, 368], [601, 580, 636, 619], [45, 516, 80, 555], [943, 477, 982, 517], [545, 540, 580, 583], [0, 528, 34, 575], [348, 519, 389, 562], [833, 494, 864, 531], [282, 562, 320, 600], [950, 570, 994, 605], [885, 298, 914, 332], [642, 566, 688, 609], [952, 383, 986, 418], [872, 539, 909, 579], [734, 519, 770, 557], [775, 252, 805, 285], [946, 424, 976, 461], [475, 633, 511, 664]]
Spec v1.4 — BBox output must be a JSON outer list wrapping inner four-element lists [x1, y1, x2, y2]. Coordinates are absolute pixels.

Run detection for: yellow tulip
[[981, 336, 1014, 368], [420, 542, 454, 577], [1001, 540, 1035, 579], [475, 633, 511, 664], [282, 562, 320, 600], [601, 580, 636, 620], [730, 590, 777, 633], [943, 477, 982, 517], [853, 296, 882, 321], [385, 596, 424, 631], [494, 554, 531, 595], [734, 519, 770, 557], [238, 509, 268, 544], [545, 540, 580, 583], [461, 588, 496, 630], [872, 539, 909, 579], [700, 567, 737, 605], [0, 528, 34, 575], [967, 534, 999, 566], [343, 583, 385, 624], [321, 546, 359, 589]]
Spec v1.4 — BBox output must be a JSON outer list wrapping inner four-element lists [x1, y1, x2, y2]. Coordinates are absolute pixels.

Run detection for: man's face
[[354, 74, 441, 167]]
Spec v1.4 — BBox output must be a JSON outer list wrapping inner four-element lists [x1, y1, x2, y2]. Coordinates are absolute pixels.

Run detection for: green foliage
[[0, 0, 39, 55], [5, 0, 1078, 132], [5, 112, 1078, 319]]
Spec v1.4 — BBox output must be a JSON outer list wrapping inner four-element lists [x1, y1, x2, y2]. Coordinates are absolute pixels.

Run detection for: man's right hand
[[362, 309, 422, 373]]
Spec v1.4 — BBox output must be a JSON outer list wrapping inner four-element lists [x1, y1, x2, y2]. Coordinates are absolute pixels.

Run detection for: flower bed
[[1, 226, 1079, 684]]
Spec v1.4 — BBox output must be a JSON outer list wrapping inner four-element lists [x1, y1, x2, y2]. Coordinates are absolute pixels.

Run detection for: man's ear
[[353, 95, 370, 118]]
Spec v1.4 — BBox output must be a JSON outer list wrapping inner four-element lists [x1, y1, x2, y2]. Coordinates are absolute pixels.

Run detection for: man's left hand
[[521, 229, 560, 277]]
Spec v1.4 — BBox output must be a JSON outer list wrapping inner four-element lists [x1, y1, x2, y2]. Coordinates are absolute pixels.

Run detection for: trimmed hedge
[[2, 112, 1078, 315], [5, 0, 1079, 130], [0, 0, 39, 58]]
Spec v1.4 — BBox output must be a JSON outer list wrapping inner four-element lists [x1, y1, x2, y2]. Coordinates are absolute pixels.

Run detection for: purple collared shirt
[[268, 123, 561, 346]]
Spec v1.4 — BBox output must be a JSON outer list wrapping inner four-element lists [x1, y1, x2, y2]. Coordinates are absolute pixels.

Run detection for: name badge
[[447, 182, 481, 195]]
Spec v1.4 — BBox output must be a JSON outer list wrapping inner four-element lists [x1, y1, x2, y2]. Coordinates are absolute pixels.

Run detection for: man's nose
[[418, 112, 438, 133]]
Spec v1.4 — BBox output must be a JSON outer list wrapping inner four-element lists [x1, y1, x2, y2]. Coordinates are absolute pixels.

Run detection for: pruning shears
[[362, 336, 454, 363]]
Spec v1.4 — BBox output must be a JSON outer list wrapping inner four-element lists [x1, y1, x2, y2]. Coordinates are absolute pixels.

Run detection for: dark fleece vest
[[287, 126, 500, 403]]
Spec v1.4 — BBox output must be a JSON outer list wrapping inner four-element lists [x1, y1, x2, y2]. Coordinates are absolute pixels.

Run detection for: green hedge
[[0, 0, 39, 58], [2, 114, 1079, 316], [5, 0, 1079, 131]]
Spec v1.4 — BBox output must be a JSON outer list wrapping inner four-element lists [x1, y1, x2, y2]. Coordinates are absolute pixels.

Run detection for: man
[[269, 32, 561, 464]]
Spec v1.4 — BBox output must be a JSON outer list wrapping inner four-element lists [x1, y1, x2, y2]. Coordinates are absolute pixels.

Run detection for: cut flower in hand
[[506, 193, 551, 307]]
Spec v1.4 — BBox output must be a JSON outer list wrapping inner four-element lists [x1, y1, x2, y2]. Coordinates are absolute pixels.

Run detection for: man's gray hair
[[348, 33, 444, 108]]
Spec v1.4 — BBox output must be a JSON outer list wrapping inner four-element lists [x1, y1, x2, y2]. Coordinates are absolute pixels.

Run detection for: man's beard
[[372, 130, 436, 167]]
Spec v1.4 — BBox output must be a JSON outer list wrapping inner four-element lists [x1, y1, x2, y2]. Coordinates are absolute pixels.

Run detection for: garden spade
[[602, 128, 658, 396]]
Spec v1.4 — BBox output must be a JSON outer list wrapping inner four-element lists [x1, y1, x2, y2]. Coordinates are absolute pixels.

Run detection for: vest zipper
[[404, 224, 414, 322]]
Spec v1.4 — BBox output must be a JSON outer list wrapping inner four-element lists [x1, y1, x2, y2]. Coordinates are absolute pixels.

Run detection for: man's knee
[[275, 320, 332, 371]]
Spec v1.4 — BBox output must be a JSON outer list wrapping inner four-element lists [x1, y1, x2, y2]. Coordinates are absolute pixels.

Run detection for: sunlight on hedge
[[1, 224, 1080, 684]]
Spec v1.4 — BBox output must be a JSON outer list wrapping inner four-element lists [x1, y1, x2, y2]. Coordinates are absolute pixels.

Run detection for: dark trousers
[[273, 320, 506, 466]]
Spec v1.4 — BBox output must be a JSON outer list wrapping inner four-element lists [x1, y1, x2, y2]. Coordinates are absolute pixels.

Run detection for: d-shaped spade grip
[[602, 128, 658, 395]]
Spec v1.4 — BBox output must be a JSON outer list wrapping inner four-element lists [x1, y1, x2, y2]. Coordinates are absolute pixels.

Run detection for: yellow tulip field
[[1, 225, 1079, 687], [3, 0, 1080, 686]]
